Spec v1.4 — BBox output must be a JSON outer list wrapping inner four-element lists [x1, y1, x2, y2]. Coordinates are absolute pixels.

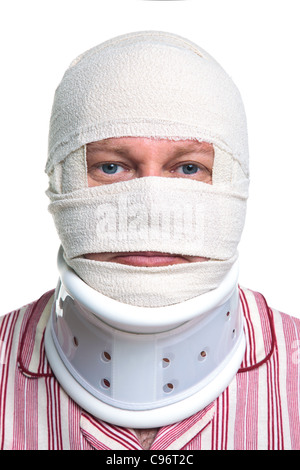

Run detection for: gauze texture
[[46, 31, 249, 176], [66, 254, 238, 307], [46, 31, 249, 307], [48, 176, 247, 260]]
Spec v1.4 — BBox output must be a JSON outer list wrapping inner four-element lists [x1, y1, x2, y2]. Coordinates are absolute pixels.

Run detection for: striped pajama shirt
[[1, 286, 300, 450]]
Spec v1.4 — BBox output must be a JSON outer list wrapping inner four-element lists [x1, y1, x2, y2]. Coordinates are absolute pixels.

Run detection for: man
[[1, 31, 299, 450]]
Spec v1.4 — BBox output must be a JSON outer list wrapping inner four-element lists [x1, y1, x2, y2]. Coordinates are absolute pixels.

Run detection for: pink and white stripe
[[1, 286, 300, 450]]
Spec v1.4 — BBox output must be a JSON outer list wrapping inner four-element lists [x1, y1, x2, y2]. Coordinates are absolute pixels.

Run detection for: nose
[[137, 163, 162, 178]]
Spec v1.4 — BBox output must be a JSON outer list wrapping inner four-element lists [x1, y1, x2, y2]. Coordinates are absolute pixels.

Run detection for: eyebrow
[[87, 142, 128, 155], [87, 141, 213, 156], [171, 146, 214, 158]]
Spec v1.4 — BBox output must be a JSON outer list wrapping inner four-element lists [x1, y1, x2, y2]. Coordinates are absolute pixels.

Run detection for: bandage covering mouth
[[47, 175, 246, 306]]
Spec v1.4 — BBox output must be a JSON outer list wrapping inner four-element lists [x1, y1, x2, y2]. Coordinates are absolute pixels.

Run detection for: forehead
[[86, 137, 214, 153]]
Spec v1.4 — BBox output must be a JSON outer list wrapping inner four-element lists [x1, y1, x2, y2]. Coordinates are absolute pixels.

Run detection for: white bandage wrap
[[45, 31, 249, 307], [47, 176, 245, 306], [46, 31, 248, 177], [48, 176, 246, 260], [65, 255, 237, 307]]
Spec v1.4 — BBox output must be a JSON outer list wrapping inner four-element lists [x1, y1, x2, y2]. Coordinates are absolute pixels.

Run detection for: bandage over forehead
[[46, 30, 249, 179], [45, 31, 249, 307]]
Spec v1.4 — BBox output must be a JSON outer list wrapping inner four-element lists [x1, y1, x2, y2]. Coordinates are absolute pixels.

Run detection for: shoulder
[[240, 284, 300, 327], [0, 290, 55, 369], [0, 289, 55, 328], [240, 285, 300, 357]]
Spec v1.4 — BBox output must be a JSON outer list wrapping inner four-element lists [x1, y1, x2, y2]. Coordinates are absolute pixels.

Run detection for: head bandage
[[46, 30, 249, 307], [45, 31, 249, 426]]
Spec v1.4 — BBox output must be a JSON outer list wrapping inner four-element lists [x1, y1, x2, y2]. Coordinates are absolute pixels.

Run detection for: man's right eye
[[99, 163, 123, 174]]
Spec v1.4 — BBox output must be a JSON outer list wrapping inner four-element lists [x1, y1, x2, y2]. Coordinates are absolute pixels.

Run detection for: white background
[[0, 0, 299, 318]]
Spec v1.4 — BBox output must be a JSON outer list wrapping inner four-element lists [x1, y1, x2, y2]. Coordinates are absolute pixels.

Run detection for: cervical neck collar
[[45, 247, 246, 428]]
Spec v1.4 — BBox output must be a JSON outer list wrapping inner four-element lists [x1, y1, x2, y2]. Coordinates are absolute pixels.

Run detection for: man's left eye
[[178, 164, 200, 175]]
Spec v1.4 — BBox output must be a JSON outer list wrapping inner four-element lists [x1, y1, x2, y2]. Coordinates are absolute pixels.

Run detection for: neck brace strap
[[44, 248, 245, 428]]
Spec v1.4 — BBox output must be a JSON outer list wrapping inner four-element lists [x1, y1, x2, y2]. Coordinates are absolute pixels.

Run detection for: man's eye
[[177, 164, 200, 175], [99, 163, 123, 174]]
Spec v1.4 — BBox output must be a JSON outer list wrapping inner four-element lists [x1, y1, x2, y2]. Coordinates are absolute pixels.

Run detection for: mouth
[[110, 252, 189, 267]]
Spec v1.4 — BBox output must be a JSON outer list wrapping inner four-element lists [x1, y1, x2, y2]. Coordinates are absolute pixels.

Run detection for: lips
[[110, 252, 188, 267]]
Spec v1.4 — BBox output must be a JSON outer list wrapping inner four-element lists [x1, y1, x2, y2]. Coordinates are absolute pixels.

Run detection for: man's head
[[46, 31, 249, 307]]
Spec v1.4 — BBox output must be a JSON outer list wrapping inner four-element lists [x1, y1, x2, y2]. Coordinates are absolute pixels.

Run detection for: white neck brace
[[45, 248, 245, 428]]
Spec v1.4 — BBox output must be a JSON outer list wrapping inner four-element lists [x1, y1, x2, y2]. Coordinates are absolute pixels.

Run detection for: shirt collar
[[18, 290, 54, 378], [238, 286, 276, 372], [80, 402, 215, 450]]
